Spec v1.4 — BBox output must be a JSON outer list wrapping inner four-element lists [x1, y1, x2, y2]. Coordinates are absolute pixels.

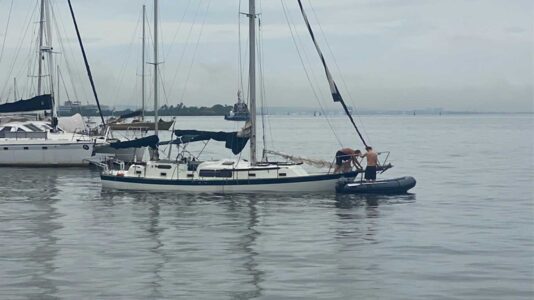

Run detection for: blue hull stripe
[[101, 171, 358, 186]]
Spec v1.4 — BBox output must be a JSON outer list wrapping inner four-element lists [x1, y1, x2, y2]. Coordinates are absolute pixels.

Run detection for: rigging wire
[[158, 67, 171, 107], [178, 0, 212, 104], [22, 19, 38, 100], [58, 66, 72, 102], [164, 0, 192, 61], [0, 0, 38, 100], [280, 0, 343, 147], [0, 0, 14, 68], [167, 0, 203, 101], [49, 1, 78, 103], [112, 9, 143, 107], [257, 0, 275, 153], [306, 0, 372, 145], [237, 0, 244, 94], [49, 0, 88, 103], [22, 24, 37, 99], [257, 16, 267, 155]]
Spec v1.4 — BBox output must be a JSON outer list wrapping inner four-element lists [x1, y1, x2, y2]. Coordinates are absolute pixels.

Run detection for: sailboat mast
[[153, 0, 159, 136], [44, 0, 56, 119], [248, 0, 257, 165], [37, 0, 45, 95], [141, 5, 146, 121]]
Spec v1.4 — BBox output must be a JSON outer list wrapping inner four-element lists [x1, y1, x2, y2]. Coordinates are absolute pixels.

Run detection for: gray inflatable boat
[[336, 176, 416, 194]]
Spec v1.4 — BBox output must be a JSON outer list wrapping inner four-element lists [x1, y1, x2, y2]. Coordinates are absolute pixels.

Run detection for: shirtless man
[[334, 148, 362, 174], [361, 146, 378, 182]]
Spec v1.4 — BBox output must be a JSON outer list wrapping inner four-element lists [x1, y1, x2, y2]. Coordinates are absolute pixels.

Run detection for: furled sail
[[296, 1, 368, 147], [0, 94, 52, 113]]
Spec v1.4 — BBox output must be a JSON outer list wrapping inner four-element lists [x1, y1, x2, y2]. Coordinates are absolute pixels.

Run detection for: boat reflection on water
[[0, 168, 62, 299], [335, 193, 416, 209]]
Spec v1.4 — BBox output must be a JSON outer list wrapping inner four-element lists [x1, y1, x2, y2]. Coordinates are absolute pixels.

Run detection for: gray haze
[[0, 0, 532, 112]]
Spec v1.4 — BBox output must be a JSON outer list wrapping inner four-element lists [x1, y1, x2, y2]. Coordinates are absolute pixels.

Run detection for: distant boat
[[105, 5, 173, 132], [107, 110, 173, 131], [0, 1, 106, 166], [224, 91, 250, 121]]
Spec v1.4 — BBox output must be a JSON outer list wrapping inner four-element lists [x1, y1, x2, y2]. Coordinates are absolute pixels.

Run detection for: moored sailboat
[[100, 0, 390, 192], [0, 0, 105, 166], [107, 5, 174, 132], [224, 91, 250, 121]]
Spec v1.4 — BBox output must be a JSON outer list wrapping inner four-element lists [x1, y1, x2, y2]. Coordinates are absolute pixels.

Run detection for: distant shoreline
[[58, 103, 533, 117], [61, 111, 533, 117]]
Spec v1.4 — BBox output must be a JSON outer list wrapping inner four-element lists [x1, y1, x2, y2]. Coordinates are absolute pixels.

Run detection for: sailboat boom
[[296, 0, 368, 147]]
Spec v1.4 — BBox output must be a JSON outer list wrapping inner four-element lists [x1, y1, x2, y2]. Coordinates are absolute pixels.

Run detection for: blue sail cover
[[119, 110, 142, 119], [110, 135, 159, 149], [0, 94, 52, 113], [172, 130, 249, 155]]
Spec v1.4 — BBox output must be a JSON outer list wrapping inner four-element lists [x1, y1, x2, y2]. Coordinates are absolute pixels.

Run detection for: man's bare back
[[340, 148, 357, 156], [363, 149, 378, 166]]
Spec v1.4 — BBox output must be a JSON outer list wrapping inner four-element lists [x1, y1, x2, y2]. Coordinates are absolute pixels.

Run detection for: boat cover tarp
[[58, 113, 86, 133], [119, 110, 142, 119], [110, 135, 159, 149], [0, 94, 52, 113], [172, 129, 249, 155]]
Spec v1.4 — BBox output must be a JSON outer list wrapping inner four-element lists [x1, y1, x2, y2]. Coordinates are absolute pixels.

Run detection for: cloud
[[0, 0, 531, 112]]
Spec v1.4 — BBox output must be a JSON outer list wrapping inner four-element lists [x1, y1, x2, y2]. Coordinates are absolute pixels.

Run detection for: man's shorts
[[335, 151, 351, 166], [365, 166, 377, 180]]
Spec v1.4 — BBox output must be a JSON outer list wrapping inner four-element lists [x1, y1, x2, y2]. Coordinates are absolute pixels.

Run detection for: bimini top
[[169, 129, 250, 155], [0, 95, 53, 113]]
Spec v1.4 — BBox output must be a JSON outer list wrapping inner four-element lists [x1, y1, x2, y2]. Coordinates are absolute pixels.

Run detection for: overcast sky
[[0, 0, 532, 112]]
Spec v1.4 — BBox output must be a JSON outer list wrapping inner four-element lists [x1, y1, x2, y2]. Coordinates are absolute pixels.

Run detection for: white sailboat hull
[[0, 140, 95, 166], [100, 173, 355, 193]]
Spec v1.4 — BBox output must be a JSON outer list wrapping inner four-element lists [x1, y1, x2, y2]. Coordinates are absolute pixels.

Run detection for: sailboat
[[100, 0, 390, 192], [224, 91, 250, 121], [108, 5, 173, 132], [0, 0, 104, 166]]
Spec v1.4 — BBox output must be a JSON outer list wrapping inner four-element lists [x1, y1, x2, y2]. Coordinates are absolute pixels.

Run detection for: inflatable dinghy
[[336, 176, 416, 194]]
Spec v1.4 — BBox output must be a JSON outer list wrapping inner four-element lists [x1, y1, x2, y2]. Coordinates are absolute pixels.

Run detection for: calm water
[[0, 115, 532, 299]]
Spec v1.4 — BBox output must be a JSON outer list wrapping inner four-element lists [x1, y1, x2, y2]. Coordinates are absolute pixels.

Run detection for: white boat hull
[[100, 172, 356, 193], [0, 141, 95, 166]]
